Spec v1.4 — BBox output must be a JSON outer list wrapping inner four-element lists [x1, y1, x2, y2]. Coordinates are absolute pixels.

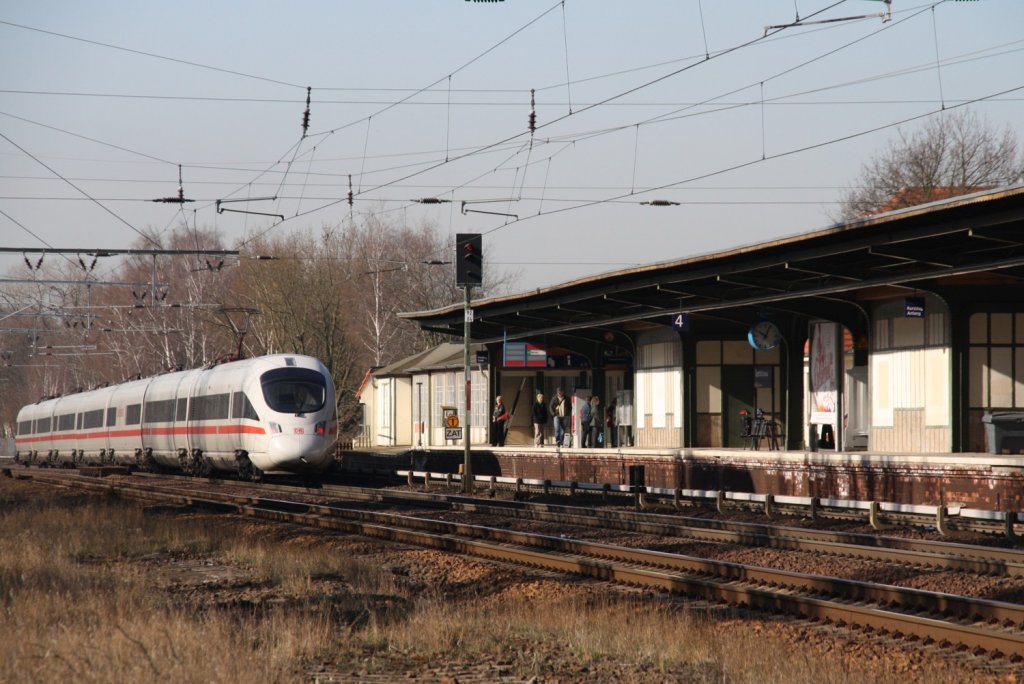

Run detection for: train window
[[260, 368, 326, 414], [126, 404, 142, 425], [232, 392, 260, 421], [77, 413, 84, 430], [144, 399, 176, 424], [189, 393, 230, 421], [82, 409, 104, 429], [176, 398, 187, 421], [106, 406, 117, 427], [17, 420, 32, 435], [36, 417, 51, 434], [57, 413, 75, 431]]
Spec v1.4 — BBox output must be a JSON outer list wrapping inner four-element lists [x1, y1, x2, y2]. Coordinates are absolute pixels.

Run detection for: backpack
[[581, 402, 592, 423]]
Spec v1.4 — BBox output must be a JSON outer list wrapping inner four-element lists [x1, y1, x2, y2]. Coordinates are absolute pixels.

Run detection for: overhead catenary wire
[[214, 0, 571, 233], [4, 32, 1020, 181], [931, 5, 947, 110], [0, 19, 306, 90], [273, 0, 920, 264], [2, 0, 1015, 279], [0, 131, 163, 249], [468, 84, 1024, 244]]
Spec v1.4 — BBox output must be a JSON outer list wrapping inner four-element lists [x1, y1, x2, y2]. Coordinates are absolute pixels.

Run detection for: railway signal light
[[455, 233, 483, 287]]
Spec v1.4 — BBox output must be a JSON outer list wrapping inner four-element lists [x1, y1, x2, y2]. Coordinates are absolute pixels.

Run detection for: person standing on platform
[[580, 394, 593, 447], [589, 395, 603, 448], [531, 392, 549, 446], [606, 397, 618, 448], [549, 388, 568, 447], [490, 395, 509, 447]]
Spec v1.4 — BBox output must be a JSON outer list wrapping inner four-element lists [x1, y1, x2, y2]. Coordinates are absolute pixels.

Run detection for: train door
[[102, 391, 115, 462], [721, 365, 755, 448], [172, 373, 193, 460], [185, 371, 207, 461]]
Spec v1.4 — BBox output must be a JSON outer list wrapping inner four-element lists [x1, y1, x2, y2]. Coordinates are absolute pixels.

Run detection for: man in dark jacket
[[531, 392, 548, 446], [549, 388, 568, 447]]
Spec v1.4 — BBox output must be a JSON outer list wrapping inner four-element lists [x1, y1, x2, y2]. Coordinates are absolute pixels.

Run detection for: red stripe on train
[[15, 423, 267, 444]]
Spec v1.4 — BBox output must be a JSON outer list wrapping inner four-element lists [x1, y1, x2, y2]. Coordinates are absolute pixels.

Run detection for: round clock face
[[748, 320, 782, 350]]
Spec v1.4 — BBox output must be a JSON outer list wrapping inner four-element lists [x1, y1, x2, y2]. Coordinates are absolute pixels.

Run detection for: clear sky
[[2, 0, 1022, 293]]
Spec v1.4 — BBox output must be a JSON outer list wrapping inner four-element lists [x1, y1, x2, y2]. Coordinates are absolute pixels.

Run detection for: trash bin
[[628, 465, 645, 489], [982, 412, 1024, 454]]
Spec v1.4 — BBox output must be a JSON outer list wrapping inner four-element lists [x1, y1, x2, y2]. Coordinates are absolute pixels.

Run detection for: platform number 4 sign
[[670, 313, 690, 332]]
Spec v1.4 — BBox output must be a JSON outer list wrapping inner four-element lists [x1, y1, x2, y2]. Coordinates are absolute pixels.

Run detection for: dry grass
[[0, 479, 998, 683], [0, 487, 363, 683]]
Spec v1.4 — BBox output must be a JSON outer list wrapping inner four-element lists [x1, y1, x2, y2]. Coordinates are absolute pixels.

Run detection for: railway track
[[15, 469, 1024, 662], [116, 470, 1024, 579], [315, 481, 1024, 577]]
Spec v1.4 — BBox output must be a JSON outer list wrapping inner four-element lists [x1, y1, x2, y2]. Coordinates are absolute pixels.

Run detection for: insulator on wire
[[347, 174, 354, 208], [528, 88, 536, 133], [301, 87, 311, 138]]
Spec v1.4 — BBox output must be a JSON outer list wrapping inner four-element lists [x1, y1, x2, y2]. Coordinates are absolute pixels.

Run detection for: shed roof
[[373, 342, 487, 378], [401, 184, 1024, 343]]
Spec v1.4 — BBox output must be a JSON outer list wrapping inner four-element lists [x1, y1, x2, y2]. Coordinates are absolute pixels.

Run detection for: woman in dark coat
[[531, 392, 548, 446], [490, 395, 509, 446]]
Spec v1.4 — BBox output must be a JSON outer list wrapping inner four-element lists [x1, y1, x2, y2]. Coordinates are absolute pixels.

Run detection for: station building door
[[721, 365, 755, 447]]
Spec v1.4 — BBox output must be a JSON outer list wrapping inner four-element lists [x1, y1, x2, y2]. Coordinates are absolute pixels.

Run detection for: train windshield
[[260, 368, 327, 415]]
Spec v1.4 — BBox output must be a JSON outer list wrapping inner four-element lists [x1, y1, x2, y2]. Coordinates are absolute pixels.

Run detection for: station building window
[[431, 371, 486, 430], [968, 312, 1024, 410]]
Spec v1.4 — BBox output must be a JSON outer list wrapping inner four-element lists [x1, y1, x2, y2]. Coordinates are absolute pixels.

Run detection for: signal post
[[455, 233, 482, 493]]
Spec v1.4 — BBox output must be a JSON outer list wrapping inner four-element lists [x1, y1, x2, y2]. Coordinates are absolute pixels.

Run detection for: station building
[[358, 186, 1024, 508]]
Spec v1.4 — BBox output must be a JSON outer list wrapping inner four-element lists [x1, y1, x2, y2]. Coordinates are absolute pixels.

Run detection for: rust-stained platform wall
[[343, 447, 1024, 511]]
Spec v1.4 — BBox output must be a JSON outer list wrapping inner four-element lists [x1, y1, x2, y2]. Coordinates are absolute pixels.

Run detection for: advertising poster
[[809, 322, 838, 426]]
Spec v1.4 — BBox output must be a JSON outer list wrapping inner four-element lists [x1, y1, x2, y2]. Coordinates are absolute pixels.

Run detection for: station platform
[[340, 444, 1024, 511]]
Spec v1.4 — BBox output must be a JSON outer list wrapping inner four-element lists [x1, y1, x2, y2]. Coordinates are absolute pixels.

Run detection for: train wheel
[[141, 448, 159, 473], [188, 450, 204, 477], [235, 451, 253, 481]]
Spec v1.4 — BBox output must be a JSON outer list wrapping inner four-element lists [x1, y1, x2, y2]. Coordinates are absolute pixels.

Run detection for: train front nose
[[266, 433, 333, 471]]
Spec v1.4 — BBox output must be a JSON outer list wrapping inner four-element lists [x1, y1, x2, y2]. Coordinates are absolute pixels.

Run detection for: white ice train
[[14, 354, 338, 479]]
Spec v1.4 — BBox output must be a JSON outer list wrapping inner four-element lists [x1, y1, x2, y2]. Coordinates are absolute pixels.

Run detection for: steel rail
[[124, 470, 1024, 576], [25, 471, 1024, 659], [26, 467, 1024, 576], [318, 480, 1024, 575]]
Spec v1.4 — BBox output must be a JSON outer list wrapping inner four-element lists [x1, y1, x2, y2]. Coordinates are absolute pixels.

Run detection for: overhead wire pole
[[455, 234, 483, 493], [463, 282, 472, 492]]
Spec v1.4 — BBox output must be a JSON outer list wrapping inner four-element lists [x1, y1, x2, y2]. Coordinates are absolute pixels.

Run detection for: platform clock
[[747, 320, 782, 351]]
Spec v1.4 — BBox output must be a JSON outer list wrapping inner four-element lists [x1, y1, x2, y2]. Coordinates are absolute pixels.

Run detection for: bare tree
[[347, 216, 522, 366], [837, 109, 1024, 220], [235, 227, 364, 431], [103, 226, 237, 374]]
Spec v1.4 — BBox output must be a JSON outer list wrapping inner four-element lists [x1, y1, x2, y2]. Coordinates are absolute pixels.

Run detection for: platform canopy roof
[[401, 185, 1024, 344]]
